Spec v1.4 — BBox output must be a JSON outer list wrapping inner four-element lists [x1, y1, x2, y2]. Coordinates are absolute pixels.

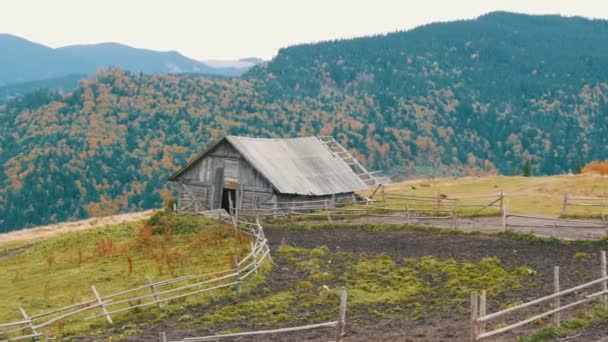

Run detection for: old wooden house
[[169, 136, 382, 213]]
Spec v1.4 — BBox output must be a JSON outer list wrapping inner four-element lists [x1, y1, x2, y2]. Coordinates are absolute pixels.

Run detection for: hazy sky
[[1, 0, 607, 60]]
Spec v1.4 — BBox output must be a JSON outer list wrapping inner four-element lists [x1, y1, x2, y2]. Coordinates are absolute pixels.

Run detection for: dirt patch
[[567, 318, 608, 342], [0, 243, 35, 260], [102, 227, 606, 342]]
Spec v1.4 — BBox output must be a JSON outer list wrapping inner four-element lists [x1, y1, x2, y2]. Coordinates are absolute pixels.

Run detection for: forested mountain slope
[[2, 12, 608, 232]]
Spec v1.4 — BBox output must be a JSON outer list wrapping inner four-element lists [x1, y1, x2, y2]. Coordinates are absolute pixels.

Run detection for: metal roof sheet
[[225, 136, 367, 196]]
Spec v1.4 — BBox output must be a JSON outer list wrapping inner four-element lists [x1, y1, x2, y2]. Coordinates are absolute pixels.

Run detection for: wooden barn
[[168, 136, 383, 214]]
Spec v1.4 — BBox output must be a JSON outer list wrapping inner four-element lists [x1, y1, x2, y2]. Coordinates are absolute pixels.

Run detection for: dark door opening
[[221, 188, 236, 213]]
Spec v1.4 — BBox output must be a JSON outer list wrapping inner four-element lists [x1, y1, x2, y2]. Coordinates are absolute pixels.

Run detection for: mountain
[[58, 43, 242, 76], [2, 12, 608, 232], [0, 34, 252, 84], [0, 34, 92, 84]]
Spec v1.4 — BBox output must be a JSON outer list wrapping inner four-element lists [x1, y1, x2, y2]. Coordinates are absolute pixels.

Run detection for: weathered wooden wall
[[176, 140, 275, 213]]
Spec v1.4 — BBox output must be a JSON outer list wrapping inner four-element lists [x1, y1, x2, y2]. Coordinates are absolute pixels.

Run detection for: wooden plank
[[179, 321, 338, 341], [104, 272, 239, 308], [88, 282, 240, 319], [470, 292, 479, 342], [335, 288, 348, 342], [233, 256, 242, 293], [4, 332, 41, 341], [470, 197, 501, 217], [554, 266, 560, 326], [91, 285, 113, 324], [478, 297, 593, 339], [146, 277, 162, 309], [0, 320, 29, 328], [602, 251, 607, 311], [32, 299, 113, 330], [478, 290, 486, 336], [17, 307, 37, 337], [479, 275, 608, 322]]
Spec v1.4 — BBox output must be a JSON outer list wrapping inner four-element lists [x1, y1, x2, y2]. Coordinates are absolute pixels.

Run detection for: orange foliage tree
[[581, 160, 608, 175]]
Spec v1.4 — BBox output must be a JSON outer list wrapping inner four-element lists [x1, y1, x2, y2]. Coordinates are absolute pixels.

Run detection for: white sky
[[1, 0, 607, 60]]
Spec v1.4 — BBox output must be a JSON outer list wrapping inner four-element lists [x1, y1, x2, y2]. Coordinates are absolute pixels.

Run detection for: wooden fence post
[[18, 307, 38, 337], [479, 290, 486, 336], [451, 203, 457, 229], [91, 285, 112, 324], [436, 190, 442, 209], [234, 256, 242, 293], [602, 251, 607, 311], [470, 291, 479, 342], [499, 190, 504, 216], [554, 266, 560, 326], [145, 277, 163, 309], [502, 201, 508, 232], [405, 203, 410, 223], [251, 242, 258, 274], [160, 332, 167, 342], [325, 200, 333, 223], [381, 185, 386, 208], [335, 288, 348, 342], [562, 192, 569, 216]]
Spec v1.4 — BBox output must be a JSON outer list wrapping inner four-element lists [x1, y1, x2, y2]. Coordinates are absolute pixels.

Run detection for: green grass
[[519, 306, 608, 342], [199, 245, 535, 327], [0, 212, 256, 338]]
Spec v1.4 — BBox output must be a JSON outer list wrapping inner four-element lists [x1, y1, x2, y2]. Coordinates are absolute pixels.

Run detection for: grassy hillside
[[383, 174, 608, 217], [3, 12, 608, 232], [0, 213, 255, 338]]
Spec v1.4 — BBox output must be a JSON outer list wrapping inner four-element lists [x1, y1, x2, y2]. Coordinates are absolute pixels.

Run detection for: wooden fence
[[470, 251, 608, 341], [561, 192, 608, 219], [0, 220, 270, 342], [379, 187, 505, 217], [504, 214, 608, 235], [169, 288, 349, 342], [237, 186, 505, 225]]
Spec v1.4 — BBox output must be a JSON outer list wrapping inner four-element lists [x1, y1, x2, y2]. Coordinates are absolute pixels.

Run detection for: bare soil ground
[[0, 210, 155, 244], [108, 226, 607, 342]]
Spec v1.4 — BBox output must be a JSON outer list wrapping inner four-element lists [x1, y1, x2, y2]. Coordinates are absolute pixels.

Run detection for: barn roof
[[169, 136, 369, 196]]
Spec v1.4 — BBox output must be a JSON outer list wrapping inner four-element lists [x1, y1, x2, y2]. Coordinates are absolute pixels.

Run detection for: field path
[[0, 210, 155, 244]]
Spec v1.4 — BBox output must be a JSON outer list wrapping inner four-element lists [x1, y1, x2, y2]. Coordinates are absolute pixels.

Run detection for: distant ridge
[[0, 34, 259, 84]]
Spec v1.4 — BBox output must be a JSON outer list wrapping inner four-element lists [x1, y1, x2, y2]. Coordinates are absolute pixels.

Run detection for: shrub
[[147, 211, 216, 235]]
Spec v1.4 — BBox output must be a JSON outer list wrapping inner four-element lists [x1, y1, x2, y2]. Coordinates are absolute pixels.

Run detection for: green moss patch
[[198, 244, 535, 327]]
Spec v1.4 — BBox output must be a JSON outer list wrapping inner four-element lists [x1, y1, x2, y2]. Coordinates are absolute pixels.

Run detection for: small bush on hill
[[147, 211, 218, 235]]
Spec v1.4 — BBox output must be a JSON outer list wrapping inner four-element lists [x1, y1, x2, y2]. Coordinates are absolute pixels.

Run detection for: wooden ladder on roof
[[317, 136, 390, 186]]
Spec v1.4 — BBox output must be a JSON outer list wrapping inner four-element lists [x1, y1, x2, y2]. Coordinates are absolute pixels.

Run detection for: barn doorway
[[221, 188, 236, 213]]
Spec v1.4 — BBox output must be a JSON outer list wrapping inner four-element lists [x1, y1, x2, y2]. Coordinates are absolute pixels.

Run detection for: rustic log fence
[[470, 251, 608, 341], [561, 192, 608, 220], [504, 214, 608, 235], [238, 186, 505, 227], [0, 220, 270, 342], [169, 288, 349, 342]]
